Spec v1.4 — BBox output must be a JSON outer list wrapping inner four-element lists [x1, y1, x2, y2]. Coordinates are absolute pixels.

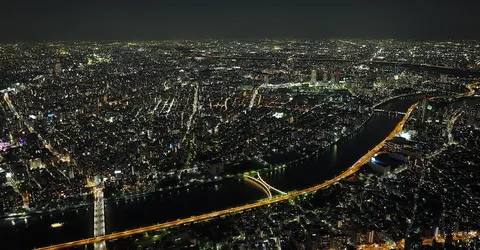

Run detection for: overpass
[[244, 175, 272, 199], [34, 82, 480, 250], [255, 173, 287, 195], [244, 173, 286, 199]]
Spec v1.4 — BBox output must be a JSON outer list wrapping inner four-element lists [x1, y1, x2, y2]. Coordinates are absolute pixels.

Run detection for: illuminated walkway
[[34, 82, 479, 250]]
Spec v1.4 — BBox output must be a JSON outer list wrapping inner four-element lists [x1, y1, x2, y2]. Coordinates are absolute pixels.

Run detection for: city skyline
[[1, 1, 480, 248]]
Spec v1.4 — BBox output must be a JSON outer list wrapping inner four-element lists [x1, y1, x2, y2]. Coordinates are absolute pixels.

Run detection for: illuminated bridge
[[244, 173, 286, 199], [35, 82, 480, 250], [93, 186, 106, 250], [373, 109, 406, 116], [244, 175, 272, 198], [255, 172, 286, 195]]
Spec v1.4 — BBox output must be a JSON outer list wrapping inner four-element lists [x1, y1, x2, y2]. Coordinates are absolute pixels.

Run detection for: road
[[256, 173, 286, 195], [244, 175, 272, 198], [34, 82, 479, 250]]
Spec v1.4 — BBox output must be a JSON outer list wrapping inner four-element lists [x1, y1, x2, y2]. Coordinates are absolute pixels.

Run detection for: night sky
[[0, 0, 478, 41]]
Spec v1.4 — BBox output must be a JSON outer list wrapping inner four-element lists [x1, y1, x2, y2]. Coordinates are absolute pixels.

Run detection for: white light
[[398, 130, 417, 140], [114, 170, 121, 174], [272, 112, 284, 119], [6, 172, 12, 178]]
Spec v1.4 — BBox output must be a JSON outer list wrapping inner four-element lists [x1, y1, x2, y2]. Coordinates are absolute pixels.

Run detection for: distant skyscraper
[[368, 231, 375, 243], [54, 63, 61, 75], [422, 100, 428, 123], [68, 167, 75, 179], [310, 69, 317, 84], [331, 73, 336, 84]]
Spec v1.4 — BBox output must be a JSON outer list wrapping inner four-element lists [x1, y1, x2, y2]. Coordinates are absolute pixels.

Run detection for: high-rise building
[[68, 167, 75, 179], [310, 69, 317, 84], [54, 63, 61, 75], [368, 231, 375, 243], [422, 101, 427, 122]]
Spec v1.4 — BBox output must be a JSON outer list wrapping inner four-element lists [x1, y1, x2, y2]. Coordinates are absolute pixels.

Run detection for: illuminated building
[[54, 63, 61, 75], [322, 69, 328, 82], [420, 100, 428, 123], [29, 158, 45, 169], [310, 69, 317, 84], [368, 231, 375, 243], [385, 140, 403, 152]]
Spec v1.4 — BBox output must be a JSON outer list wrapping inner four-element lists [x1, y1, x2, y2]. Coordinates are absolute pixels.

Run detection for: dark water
[[0, 97, 419, 250], [0, 209, 93, 250], [261, 114, 403, 191], [105, 179, 265, 233]]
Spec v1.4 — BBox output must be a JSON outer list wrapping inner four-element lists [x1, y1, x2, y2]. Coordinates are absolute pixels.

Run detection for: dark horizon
[[0, 0, 479, 42]]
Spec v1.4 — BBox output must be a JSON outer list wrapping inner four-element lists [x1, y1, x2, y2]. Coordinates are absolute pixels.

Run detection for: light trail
[[256, 173, 286, 195], [151, 98, 163, 115], [182, 83, 199, 143], [248, 85, 262, 110], [34, 82, 480, 250], [159, 98, 169, 113], [244, 176, 272, 198], [165, 98, 175, 115]]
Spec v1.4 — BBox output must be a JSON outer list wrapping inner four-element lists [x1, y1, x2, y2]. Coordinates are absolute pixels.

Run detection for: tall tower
[[368, 231, 375, 243], [310, 69, 317, 84], [54, 63, 61, 75], [422, 100, 428, 123]]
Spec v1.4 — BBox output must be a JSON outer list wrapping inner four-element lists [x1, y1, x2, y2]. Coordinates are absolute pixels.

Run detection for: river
[[1, 96, 420, 250]]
